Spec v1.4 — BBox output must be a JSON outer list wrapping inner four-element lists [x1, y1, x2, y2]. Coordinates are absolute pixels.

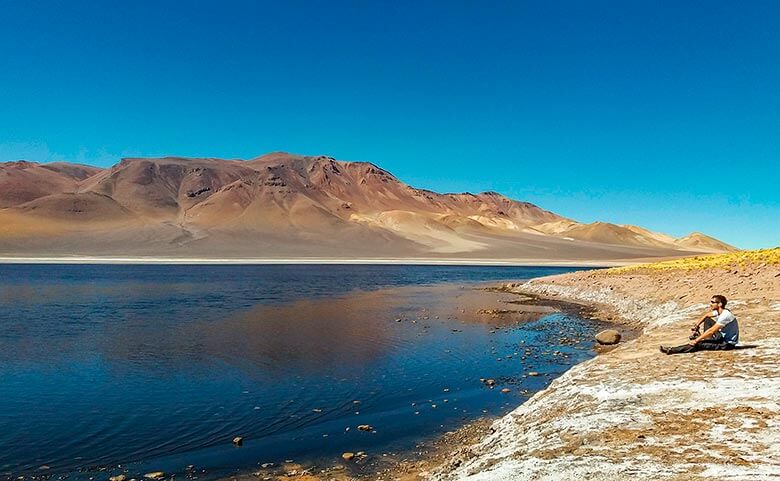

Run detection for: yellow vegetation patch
[[606, 247, 780, 274]]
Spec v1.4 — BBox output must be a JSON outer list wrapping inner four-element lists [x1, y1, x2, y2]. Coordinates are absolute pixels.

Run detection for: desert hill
[[0, 153, 736, 260], [0, 160, 101, 208]]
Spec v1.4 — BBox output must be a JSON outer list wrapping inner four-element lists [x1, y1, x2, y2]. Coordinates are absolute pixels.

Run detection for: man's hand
[[695, 322, 724, 345], [688, 339, 698, 346]]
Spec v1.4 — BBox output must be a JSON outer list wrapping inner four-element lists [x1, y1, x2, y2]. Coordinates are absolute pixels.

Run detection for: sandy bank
[[0, 256, 634, 266], [432, 249, 780, 480]]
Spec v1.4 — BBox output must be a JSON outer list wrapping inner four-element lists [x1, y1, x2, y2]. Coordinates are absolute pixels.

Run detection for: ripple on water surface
[[0, 264, 602, 479]]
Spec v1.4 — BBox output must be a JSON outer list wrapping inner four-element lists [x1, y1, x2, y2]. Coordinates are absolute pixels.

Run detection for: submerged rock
[[341, 452, 355, 461], [144, 472, 165, 480], [595, 329, 622, 345], [109, 475, 127, 481], [232, 436, 244, 446]]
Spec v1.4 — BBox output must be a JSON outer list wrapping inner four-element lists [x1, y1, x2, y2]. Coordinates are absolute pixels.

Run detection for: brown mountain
[[0, 153, 737, 260], [675, 232, 737, 253], [0, 160, 102, 208]]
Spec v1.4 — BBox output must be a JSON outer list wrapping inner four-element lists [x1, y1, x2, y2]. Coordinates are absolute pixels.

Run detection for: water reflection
[[0, 265, 598, 479]]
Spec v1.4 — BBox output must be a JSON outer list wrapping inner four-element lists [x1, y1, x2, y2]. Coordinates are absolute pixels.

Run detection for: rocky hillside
[[0, 153, 736, 259]]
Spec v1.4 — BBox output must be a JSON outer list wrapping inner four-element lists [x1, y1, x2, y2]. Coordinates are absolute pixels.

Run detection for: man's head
[[711, 294, 728, 309]]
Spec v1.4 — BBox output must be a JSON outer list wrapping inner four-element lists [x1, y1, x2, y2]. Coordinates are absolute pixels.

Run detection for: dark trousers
[[665, 317, 735, 354]]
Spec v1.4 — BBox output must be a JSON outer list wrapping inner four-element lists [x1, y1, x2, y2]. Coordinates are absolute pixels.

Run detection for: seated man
[[660, 294, 739, 354]]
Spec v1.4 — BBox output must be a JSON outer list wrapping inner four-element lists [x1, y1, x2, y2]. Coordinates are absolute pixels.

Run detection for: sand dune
[[0, 153, 736, 260]]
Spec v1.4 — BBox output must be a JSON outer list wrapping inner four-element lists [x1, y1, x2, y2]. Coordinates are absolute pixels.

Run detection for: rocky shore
[[432, 248, 780, 480]]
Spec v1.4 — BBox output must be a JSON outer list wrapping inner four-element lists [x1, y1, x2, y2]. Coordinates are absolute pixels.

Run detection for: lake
[[0, 264, 603, 480]]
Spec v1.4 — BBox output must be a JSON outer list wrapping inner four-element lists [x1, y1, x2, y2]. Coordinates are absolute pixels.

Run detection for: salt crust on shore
[[432, 270, 780, 481]]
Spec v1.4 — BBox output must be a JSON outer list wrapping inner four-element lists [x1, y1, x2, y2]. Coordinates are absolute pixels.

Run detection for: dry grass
[[605, 247, 780, 274]]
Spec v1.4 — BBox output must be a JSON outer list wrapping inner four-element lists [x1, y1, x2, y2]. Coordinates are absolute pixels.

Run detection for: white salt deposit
[[431, 282, 780, 481]]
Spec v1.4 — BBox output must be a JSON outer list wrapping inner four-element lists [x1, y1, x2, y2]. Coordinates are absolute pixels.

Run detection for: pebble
[[144, 472, 165, 480], [501, 388, 511, 393], [232, 436, 244, 446], [109, 476, 126, 481], [528, 372, 540, 377], [342, 452, 355, 461], [357, 424, 373, 431]]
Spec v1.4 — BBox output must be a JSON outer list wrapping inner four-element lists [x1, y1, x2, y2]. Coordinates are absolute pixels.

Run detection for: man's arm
[[692, 312, 714, 329], [689, 322, 723, 345]]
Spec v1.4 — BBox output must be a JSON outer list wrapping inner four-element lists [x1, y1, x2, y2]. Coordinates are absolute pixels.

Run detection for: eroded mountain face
[[0, 153, 735, 258]]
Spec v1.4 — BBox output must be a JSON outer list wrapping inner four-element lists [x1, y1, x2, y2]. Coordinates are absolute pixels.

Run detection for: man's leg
[[695, 340, 734, 351], [690, 317, 715, 340], [663, 343, 698, 354], [663, 340, 733, 354]]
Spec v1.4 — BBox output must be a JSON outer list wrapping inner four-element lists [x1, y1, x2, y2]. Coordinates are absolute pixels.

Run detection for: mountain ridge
[[0, 153, 737, 259]]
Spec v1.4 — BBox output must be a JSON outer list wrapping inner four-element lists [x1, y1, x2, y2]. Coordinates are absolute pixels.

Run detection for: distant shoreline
[[0, 256, 647, 266]]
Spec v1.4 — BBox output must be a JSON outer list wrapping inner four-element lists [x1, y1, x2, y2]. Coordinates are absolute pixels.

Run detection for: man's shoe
[[659, 345, 670, 354]]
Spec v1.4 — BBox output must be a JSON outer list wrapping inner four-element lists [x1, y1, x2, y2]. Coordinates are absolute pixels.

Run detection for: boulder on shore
[[595, 329, 621, 345]]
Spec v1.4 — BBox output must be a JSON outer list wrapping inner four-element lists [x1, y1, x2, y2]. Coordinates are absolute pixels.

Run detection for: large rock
[[595, 329, 621, 345]]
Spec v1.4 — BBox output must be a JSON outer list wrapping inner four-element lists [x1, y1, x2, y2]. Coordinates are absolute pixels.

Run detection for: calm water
[[0, 264, 600, 480]]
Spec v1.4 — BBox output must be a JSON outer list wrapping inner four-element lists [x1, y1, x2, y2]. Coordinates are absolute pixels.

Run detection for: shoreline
[[431, 255, 780, 480], [212, 290, 624, 481], [0, 256, 663, 267]]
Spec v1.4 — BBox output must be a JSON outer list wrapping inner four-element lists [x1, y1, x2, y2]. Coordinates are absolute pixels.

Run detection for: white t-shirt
[[713, 308, 739, 344]]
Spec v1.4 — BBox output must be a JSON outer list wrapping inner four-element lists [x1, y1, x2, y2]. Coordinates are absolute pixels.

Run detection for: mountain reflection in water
[[0, 264, 600, 480]]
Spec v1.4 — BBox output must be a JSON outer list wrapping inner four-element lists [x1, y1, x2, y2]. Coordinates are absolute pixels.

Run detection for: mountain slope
[[0, 160, 102, 208], [0, 153, 737, 260], [675, 232, 737, 253]]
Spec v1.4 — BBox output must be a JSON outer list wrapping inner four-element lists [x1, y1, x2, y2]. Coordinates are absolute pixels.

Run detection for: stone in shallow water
[[595, 329, 621, 345], [144, 472, 165, 480], [232, 436, 244, 446]]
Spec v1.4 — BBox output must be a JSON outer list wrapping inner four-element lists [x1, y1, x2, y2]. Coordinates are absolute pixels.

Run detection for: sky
[[1, 1, 778, 249]]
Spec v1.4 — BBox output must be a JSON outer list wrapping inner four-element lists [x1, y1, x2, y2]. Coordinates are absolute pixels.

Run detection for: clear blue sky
[[1, 1, 778, 249]]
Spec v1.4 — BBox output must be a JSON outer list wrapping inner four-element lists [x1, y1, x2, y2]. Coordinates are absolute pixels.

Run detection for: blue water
[[0, 264, 599, 480]]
